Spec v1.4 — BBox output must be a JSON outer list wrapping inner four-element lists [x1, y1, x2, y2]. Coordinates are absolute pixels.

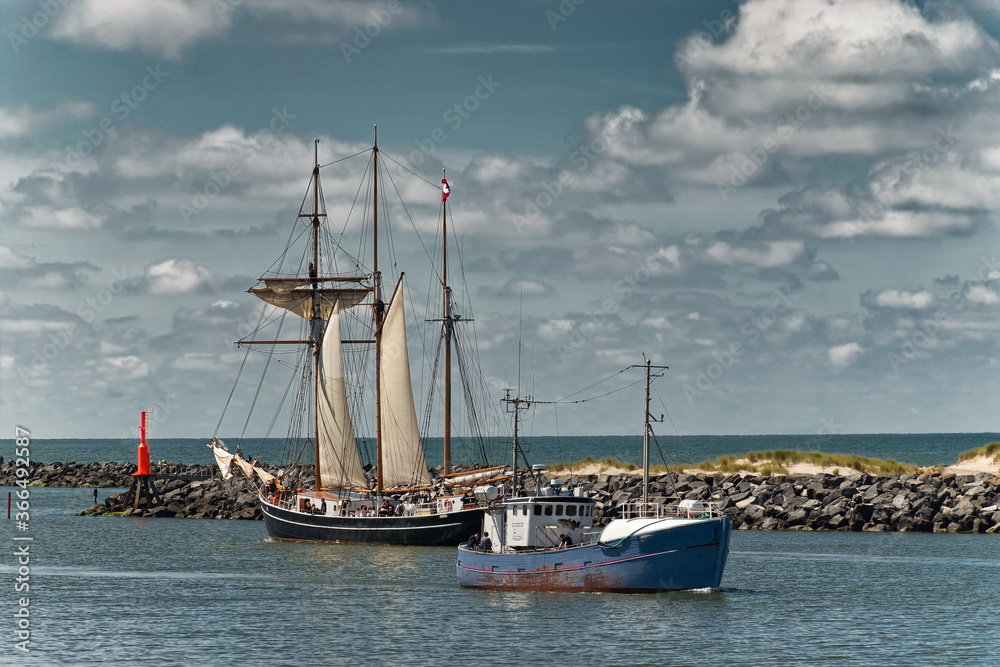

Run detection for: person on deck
[[559, 533, 573, 549], [479, 532, 492, 552], [466, 533, 480, 550]]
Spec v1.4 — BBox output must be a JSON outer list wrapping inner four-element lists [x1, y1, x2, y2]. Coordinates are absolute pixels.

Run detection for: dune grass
[[545, 450, 923, 476], [546, 455, 667, 475], [958, 442, 1000, 463]]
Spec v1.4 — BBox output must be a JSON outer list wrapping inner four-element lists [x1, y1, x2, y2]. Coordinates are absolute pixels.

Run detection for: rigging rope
[[379, 150, 445, 190], [318, 147, 370, 169]]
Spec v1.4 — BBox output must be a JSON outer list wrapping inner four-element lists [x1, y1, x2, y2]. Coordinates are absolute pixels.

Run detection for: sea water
[[1, 487, 997, 665], [6, 432, 1000, 468]]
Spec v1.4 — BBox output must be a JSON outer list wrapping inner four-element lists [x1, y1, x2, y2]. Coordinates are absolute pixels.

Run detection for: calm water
[[1, 488, 997, 665], [5, 432, 999, 468]]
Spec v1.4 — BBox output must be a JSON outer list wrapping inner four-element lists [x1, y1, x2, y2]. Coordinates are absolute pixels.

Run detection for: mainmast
[[629, 359, 667, 506], [442, 168, 452, 475], [373, 126, 386, 493], [311, 139, 322, 489]]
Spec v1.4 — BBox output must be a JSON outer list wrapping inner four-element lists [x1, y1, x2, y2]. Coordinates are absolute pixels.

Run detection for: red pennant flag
[[442, 177, 450, 202]]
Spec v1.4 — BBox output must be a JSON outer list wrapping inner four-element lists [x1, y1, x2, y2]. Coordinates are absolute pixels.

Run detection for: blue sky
[[1, 0, 998, 439]]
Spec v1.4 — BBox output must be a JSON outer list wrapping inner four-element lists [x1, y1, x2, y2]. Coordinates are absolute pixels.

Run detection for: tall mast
[[502, 389, 530, 494], [442, 168, 452, 475], [629, 359, 667, 506], [311, 138, 322, 489], [373, 126, 385, 493]]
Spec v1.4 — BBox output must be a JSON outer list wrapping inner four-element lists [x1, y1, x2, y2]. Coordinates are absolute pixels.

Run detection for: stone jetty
[[582, 470, 1000, 533], [3, 460, 999, 532]]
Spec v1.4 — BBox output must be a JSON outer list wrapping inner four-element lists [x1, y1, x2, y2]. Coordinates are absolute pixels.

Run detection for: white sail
[[379, 280, 432, 488], [317, 304, 368, 489], [250, 286, 369, 320]]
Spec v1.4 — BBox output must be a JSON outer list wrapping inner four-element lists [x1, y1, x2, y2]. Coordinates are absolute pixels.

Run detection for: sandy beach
[[553, 456, 1000, 479]]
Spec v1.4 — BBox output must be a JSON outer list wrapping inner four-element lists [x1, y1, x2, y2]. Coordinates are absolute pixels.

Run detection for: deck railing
[[619, 499, 723, 519]]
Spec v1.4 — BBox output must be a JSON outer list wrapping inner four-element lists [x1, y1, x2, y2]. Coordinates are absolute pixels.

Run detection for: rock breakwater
[[4, 461, 999, 532], [581, 470, 1000, 533]]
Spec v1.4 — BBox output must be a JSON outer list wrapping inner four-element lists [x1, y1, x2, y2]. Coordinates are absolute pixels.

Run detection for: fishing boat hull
[[261, 499, 483, 546], [456, 515, 731, 593]]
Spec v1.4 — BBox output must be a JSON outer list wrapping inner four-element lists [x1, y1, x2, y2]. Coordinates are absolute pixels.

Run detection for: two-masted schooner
[[209, 131, 505, 545]]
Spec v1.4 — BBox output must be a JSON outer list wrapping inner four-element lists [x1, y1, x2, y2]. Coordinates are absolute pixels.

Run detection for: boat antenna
[[503, 286, 530, 495], [502, 387, 531, 495], [628, 358, 668, 507]]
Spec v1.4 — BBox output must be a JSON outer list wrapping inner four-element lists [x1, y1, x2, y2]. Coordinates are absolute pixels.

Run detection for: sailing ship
[[456, 360, 732, 592], [209, 131, 504, 545]]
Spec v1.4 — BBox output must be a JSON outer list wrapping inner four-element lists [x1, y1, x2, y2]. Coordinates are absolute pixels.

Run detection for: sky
[[1, 0, 999, 440]]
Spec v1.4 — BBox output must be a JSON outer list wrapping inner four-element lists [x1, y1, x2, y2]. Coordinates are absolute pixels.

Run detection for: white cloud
[[580, 0, 1000, 202], [51, 0, 233, 60], [704, 240, 805, 268], [17, 206, 104, 230], [875, 289, 934, 309], [684, 0, 994, 82], [0, 245, 33, 269], [828, 342, 864, 368], [49, 0, 435, 59], [0, 318, 73, 333], [966, 285, 1000, 304], [145, 259, 214, 295], [172, 352, 228, 372], [0, 101, 97, 140], [99, 355, 151, 380]]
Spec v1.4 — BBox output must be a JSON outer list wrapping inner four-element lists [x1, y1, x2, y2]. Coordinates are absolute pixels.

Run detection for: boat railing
[[527, 525, 601, 551], [533, 525, 562, 550], [620, 499, 723, 519]]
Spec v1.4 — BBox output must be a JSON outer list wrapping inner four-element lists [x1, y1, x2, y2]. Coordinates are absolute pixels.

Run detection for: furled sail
[[250, 286, 369, 320], [379, 279, 432, 487], [317, 304, 368, 490]]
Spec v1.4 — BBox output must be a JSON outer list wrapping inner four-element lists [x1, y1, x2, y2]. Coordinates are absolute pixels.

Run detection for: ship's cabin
[[479, 472, 598, 552]]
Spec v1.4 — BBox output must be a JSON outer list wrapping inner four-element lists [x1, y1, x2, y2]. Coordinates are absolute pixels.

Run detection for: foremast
[[243, 138, 371, 492], [373, 126, 386, 493], [243, 132, 432, 494]]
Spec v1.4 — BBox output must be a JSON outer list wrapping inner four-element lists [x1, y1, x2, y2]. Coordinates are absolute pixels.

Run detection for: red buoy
[[134, 408, 153, 476]]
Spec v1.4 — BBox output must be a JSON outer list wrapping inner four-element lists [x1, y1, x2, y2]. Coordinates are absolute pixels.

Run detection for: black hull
[[261, 500, 483, 546]]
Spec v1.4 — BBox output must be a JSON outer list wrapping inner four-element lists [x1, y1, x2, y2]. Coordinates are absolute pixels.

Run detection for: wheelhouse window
[[533, 505, 542, 516], [556, 505, 563, 516], [544, 505, 553, 516], [567, 505, 577, 517]]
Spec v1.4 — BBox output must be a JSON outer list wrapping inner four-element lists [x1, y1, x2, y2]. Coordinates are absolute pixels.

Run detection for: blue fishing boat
[[457, 361, 731, 592]]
